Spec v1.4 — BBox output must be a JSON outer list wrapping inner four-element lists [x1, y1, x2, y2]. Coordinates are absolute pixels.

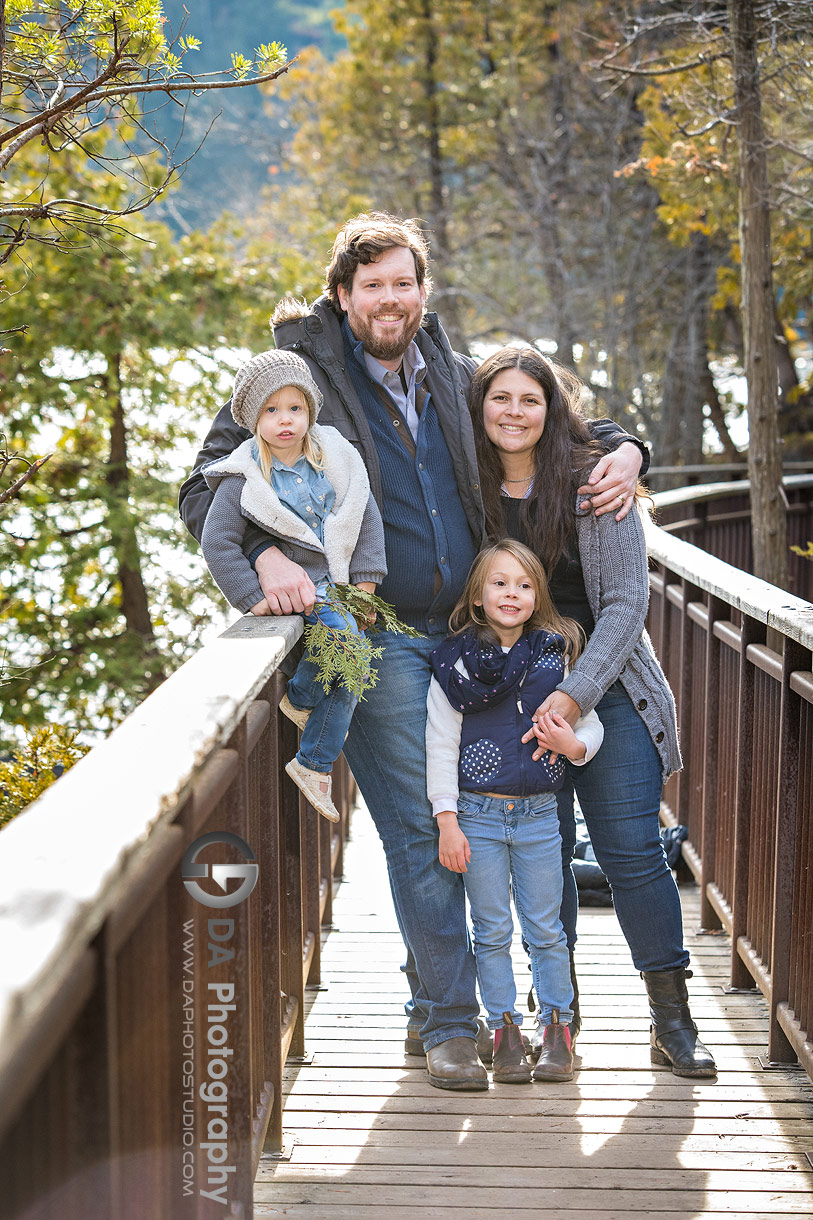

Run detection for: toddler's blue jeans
[[286, 594, 362, 774]]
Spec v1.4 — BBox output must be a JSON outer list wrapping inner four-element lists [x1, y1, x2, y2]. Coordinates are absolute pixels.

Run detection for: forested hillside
[[152, 0, 345, 231]]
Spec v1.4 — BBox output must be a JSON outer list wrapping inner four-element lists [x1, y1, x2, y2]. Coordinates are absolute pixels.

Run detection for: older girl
[[427, 540, 603, 1083]]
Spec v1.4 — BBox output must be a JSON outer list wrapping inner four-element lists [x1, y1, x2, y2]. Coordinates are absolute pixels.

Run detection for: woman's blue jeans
[[556, 681, 690, 973], [458, 791, 573, 1028], [286, 598, 361, 774]]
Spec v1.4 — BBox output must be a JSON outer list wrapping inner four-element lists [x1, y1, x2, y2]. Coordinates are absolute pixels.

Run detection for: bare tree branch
[[0, 453, 52, 506]]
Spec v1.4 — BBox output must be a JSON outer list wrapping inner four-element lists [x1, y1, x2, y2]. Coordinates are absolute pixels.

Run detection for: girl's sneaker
[[532, 1010, 574, 1081], [492, 1012, 532, 1084]]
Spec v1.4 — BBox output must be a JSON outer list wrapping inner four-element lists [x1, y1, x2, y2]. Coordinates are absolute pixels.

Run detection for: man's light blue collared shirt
[[253, 444, 335, 545], [363, 340, 427, 442]]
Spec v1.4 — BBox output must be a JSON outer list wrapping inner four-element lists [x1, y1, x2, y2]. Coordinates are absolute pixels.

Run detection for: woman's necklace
[[500, 472, 534, 498]]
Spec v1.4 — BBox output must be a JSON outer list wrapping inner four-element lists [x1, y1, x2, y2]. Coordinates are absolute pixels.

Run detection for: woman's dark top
[[502, 495, 595, 637]]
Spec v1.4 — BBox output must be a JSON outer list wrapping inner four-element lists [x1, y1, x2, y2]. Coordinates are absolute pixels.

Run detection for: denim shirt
[[363, 340, 427, 443], [253, 445, 336, 544]]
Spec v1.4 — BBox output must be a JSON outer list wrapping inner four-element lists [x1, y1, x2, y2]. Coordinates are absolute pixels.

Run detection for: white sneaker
[[279, 692, 311, 732], [285, 758, 340, 823]]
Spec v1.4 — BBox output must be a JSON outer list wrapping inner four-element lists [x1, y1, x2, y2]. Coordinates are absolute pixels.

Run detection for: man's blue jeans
[[457, 791, 573, 1029], [343, 629, 479, 1050], [286, 598, 361, 774], [556, 681, 690, 974]]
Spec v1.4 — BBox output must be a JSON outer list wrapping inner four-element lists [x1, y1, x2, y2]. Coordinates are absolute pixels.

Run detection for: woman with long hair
[[466, 345, 716, 1078]]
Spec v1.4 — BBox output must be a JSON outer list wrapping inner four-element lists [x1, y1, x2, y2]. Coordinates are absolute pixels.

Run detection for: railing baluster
[[730, 613, 762, 990], [699, 595, 725, 930], [768, 641, 806, 1063]]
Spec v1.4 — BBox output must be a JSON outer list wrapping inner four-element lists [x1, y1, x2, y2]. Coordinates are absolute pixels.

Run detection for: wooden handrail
[[0, 615, 355, 1218]]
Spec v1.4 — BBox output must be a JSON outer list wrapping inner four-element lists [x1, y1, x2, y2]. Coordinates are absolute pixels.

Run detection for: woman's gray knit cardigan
[[557, 498, 682, 781]]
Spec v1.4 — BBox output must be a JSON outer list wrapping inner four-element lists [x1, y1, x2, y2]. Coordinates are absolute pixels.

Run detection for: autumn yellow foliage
[[0, 726, 89, 829]]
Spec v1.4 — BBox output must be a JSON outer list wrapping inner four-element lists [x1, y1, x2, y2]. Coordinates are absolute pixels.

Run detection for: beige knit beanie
[[231, 350, 322, 433]]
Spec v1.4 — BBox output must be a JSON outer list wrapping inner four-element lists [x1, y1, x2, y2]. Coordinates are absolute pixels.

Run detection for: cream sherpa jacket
[[200, 424, 387, 614]]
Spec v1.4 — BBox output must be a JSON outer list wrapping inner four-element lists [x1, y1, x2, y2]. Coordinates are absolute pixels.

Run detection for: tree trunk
[[728, 0, 787, 588], [489, 13, 578, 368], [701, 366, 741, 462], [418, 0, 469, 355], [105, 354, 165, 691], [775, 309, 813, 458], [683, 233, 713, 466], [0, 1, 6, 101], [660, 325, 686, 485]]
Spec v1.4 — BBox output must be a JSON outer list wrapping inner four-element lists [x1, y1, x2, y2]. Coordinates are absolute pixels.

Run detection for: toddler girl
[[426, 540, 603, 1083], [201, 350, 386, 823]]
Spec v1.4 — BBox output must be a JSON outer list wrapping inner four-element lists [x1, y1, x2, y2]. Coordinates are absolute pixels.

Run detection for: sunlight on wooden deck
[[255, 803, 813, 1219]]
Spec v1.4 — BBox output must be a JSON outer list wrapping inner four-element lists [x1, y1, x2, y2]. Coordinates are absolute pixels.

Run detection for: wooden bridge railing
[[645, 476, 813, 1081], [0, 616, 353, 1220], [653, 472, 813, 601]]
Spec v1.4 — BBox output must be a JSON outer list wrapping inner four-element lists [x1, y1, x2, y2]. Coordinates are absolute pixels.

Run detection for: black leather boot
[[641, 966, 717, 1078]]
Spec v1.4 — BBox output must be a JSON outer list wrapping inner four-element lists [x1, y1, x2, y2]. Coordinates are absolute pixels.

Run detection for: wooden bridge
[[1, 477, 812, 1220]]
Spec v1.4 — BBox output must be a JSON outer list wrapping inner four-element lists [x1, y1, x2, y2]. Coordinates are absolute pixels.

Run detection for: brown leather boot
[[406, 1016, 493, 1060], [492, 1013, 532, 1084], [532, 1010, 574, 1082], [426, 1037, 489, 1091]]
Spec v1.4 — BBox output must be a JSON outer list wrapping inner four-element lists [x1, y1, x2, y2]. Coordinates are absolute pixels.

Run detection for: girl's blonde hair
[[449, 539, 585, 660], [253, 387, 324, 482]]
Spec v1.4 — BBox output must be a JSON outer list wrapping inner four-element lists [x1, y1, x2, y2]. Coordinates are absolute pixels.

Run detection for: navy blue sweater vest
[[458, 638, 567, 796], [342, 327, 476, 630]]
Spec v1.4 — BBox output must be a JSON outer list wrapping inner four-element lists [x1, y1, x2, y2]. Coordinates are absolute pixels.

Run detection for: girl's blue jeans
[[285, 594, 362, 774], [457, 790, 573, 1028], [556, 681, 690, 973]]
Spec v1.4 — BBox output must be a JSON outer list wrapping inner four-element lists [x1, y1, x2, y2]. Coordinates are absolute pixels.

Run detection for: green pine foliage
[[303, 585, 423, 699], [0, 140, 283, 749]]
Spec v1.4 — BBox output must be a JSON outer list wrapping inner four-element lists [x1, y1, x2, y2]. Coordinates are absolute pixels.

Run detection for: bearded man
[[179, 212, 646, 1090]]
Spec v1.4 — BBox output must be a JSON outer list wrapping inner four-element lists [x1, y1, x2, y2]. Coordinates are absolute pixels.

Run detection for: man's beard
[[346, 305, 423, 362]]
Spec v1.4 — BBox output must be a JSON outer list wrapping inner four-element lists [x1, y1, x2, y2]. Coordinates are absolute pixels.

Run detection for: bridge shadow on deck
[[255, 804, 813, 1220]]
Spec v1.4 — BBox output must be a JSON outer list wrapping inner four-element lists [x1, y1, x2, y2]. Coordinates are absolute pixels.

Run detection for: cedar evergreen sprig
[[303, 584, 424, 699]]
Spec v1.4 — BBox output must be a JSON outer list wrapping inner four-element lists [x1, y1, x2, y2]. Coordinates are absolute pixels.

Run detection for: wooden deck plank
[[253, 1205, 805, 1215], [258, 1186, 813, 1213], [256, 1210, 807, 1220], [255, 805, 813, 1218]]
